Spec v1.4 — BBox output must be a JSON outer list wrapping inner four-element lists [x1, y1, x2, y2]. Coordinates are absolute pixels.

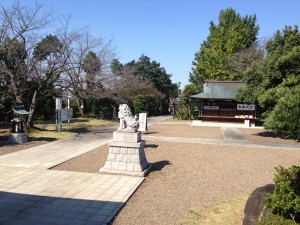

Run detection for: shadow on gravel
[[254, 131, 291, 140], [144, 132, 158, 135], [145, 144, 159, 148], [150, 160, 171, 172], [29, 137, 57, 142]]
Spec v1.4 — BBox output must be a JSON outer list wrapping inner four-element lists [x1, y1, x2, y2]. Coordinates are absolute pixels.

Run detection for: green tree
[[33, 35, 62, 60], [263, 25, 300, 89], [125, 54, 176, 114], [0, 37, 28, 104], [256, 26, 300, 119], [189, 8, 259, 86], [82, 51, 102, 91], [264, 85, 300, 141], [237, 26, 300, 120], [111, 63, 164, 116], [111, 58, 123, 75], [179, 84, 199, 119], [133, 94, 146, 114]]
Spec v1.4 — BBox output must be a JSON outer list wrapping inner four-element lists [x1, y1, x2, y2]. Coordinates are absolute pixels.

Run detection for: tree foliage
[[126, 55, 176, 98], [110, 59, 165, 116], [189, 8, 259, 86], [124, 55, 177, 114], [264, 86, 300, 141], [263, 25, 300, 89], [265, 165, 300, 222], [133, 94, 146, 114]]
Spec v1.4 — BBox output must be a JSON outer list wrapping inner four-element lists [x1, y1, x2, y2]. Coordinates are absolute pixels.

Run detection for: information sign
[[60, 109, 67, 121], [67, 108, 73, 120], [138, 113, 147, 132]]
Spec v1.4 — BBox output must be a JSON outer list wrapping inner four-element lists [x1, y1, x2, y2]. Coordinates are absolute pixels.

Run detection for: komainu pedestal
[[99, 131, 151, 177]]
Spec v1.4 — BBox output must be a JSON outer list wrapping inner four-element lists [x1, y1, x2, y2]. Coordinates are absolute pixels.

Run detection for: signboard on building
[[237, 104, 255, 111], [138, 113, 147, 132], [204, 106, 219, 110]]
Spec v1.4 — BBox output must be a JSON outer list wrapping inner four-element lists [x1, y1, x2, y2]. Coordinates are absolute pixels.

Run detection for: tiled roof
[[191, 81, 246, 100], [13, 105, 30, 115]]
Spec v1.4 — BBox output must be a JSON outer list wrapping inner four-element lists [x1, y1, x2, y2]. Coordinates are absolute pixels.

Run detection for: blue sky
[[3, 0, 300, 88]]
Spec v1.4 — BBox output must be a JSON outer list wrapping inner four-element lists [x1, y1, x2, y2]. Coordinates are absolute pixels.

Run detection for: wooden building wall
[[201, 100, 255, 122]]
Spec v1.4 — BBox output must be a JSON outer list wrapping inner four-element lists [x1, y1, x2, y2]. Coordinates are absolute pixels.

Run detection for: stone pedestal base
[[9, 133, 28, 144], [99, 131, 151, 177]]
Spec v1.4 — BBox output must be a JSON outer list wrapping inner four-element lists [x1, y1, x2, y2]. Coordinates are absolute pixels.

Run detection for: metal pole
[[57, 110, 61, 132], [68, 98, 70, 130]]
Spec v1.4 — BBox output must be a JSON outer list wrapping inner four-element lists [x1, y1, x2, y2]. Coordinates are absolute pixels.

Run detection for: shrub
[[265, 165, 300, 222], [264, 85, 300, 142], [258, 214, 298, 225]]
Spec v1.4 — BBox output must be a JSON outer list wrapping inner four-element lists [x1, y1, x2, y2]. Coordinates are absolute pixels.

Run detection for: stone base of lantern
[[99, 131, 151, 177], [9, 133, 28, 144]]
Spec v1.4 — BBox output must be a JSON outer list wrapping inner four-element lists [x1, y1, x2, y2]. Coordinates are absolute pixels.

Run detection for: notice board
[[138, 113, 147, 132]]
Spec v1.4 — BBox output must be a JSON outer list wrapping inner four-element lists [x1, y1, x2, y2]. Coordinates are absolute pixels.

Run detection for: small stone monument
[[100, 104, 151, 176]]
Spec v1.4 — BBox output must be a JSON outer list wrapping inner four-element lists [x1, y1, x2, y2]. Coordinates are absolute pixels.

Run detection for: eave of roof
[[13, 105, 30, 115], [191, 81, 246, 100]]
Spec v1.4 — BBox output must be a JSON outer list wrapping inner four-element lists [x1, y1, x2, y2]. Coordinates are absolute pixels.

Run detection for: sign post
[[55, 98, 62, 132], [138, 113, 148, 133]]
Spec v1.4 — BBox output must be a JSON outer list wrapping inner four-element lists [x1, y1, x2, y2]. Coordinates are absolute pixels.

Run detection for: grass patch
[[29, 118, 116, 140], [184, 193, 248, 225], [165, 118, 191, 122], [28, 129, 77, 140]]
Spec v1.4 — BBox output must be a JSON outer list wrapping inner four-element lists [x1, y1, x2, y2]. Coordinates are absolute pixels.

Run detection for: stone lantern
[[9, 105, 30, 144], [12, 116, 25, 133]]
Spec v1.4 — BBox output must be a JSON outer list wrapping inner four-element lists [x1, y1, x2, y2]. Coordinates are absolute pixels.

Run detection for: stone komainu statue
[[118, 104, 139, 132]]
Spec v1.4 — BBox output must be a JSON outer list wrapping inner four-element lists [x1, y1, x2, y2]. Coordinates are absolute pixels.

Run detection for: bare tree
[[112, 66, 164, 105], [0, 1, 118, 126], [0, 1, 53, 104], [61, 27, 116, 116]]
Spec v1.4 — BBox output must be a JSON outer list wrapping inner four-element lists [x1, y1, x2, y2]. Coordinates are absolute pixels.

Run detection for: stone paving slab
[[191, 120, 262, 128], [221, 127, 247, 142], [0, 138, 111, 169], [0, 165, 144, 225], [0, 116, 171, 224]]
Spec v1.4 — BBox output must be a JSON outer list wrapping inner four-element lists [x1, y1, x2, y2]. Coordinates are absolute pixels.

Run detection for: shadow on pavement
[[0, 191, 120, 225]]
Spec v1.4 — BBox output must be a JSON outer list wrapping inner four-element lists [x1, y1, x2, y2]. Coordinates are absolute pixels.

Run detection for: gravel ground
[[239, 128, 299, 145], [53, 124, 300, 225]]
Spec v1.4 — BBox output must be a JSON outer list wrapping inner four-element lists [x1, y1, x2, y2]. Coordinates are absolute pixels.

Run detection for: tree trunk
[[27, 90, 38, 128], [9, 74, 23, 104], [76, 98, 84, 118]]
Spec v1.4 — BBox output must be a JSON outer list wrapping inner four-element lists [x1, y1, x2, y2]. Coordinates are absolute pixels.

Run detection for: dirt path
[[52, 123, 300, 225]]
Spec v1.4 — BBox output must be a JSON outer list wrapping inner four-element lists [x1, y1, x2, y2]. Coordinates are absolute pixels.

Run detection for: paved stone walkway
[[221, 127, 247, 142], [144, 135, 300, 151], [0, 116, 171, 225], [0, 165, 142, 225]]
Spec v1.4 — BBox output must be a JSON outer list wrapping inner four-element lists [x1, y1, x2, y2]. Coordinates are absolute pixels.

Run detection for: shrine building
[[191, 81, 256, 124]]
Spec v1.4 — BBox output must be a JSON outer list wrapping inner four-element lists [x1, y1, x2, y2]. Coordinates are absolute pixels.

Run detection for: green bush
[[264, 85, 300, 142], [258, 214, 298, 225], [265, 166, 300, 222]]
